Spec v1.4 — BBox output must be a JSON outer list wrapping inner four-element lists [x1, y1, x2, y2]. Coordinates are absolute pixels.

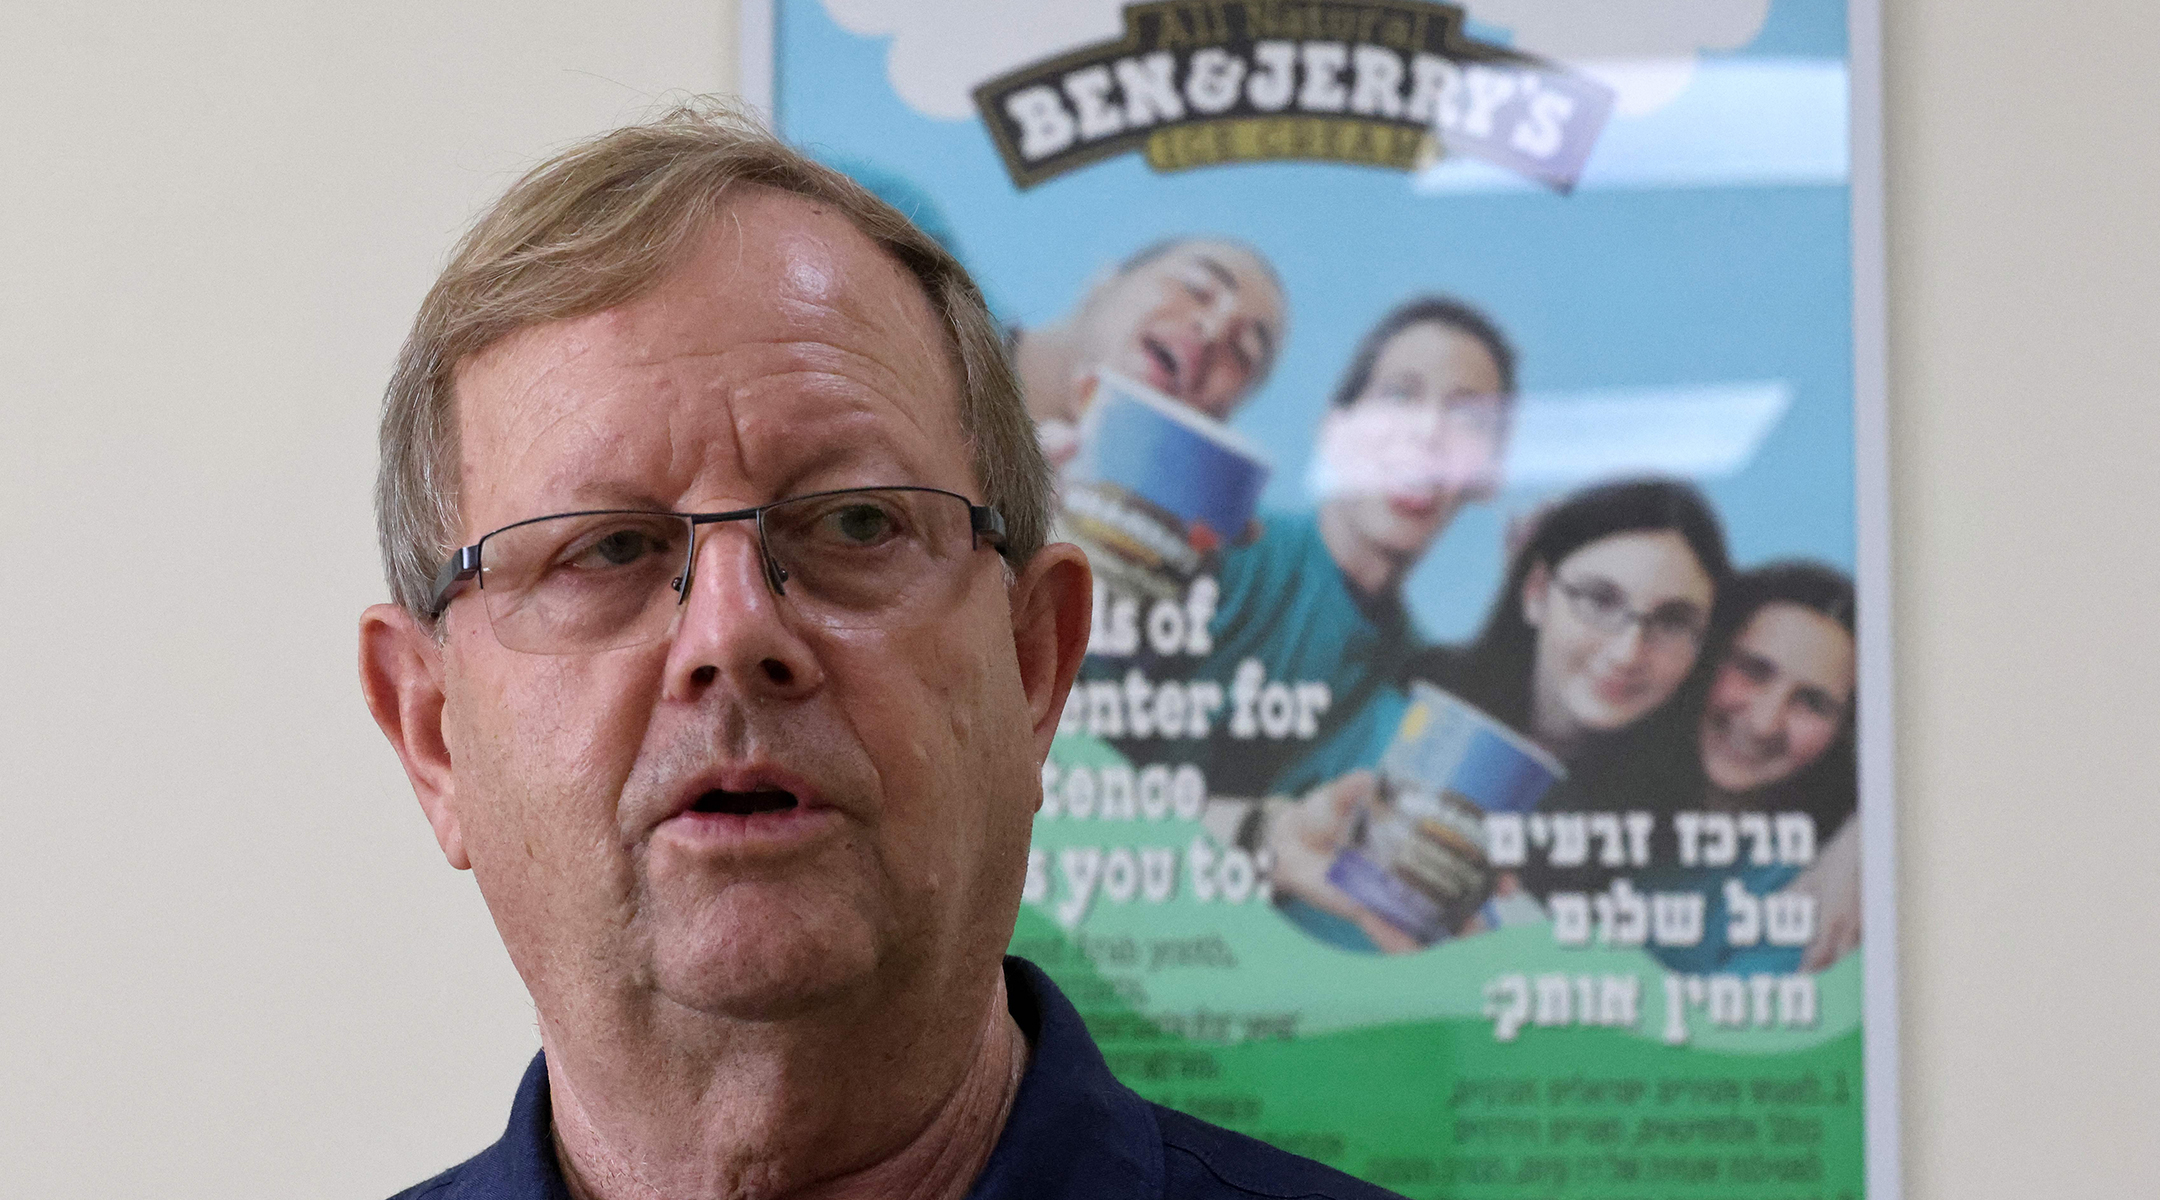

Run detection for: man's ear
[[359, 603, 468, 870], [1006, 543, 1093, 763], [1520, 560, 1551, 630]]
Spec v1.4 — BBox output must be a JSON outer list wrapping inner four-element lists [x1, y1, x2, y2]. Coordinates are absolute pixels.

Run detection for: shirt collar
[[463, 1051, 572, 1200], [966, 956, 1164, 1198], [470, 957, 1159, 1200]]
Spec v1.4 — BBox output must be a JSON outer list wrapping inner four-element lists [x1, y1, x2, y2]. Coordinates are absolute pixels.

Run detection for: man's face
[[1072, 241, 1284, 421], [1318, 322, 1509, 564], [414, 191, 1056, 1022]]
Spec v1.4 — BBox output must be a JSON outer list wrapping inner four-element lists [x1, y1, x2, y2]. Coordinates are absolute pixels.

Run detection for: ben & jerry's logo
[[973, 1, 1614, 191]]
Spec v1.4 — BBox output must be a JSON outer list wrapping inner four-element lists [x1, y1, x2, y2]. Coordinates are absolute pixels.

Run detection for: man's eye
[[579, 528, 669, 567], [826, 503, 897, 545]]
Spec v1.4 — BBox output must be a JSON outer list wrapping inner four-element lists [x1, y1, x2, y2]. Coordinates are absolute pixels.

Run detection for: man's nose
[[662, 523, 824, 704]]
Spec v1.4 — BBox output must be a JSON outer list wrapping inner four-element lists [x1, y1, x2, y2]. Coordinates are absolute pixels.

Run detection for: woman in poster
[[1638, 560, 1860, 974], [1694, 563, 1856, 827], [1408, 478, 1729, 766], [1265, 478, 1732, 953]]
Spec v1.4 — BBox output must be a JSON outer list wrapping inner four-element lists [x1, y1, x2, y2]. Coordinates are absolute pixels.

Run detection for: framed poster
[[753, 2, 1895, 1195]]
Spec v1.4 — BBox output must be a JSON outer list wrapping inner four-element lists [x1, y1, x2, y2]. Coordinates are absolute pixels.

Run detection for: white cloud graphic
[[822, 0, 1770, 122], [821, 0, 1127, 120], [1465, 0, 1772, 114]]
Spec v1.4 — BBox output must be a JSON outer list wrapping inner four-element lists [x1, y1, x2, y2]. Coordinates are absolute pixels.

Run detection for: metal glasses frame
[[426, 485, 1008, 620], [1550, 575, 1709, 647]]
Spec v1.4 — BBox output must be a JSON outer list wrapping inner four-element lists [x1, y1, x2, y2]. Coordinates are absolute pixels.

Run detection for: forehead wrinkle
[[770, 274, 953, 397], [475, 195, 965, 519], [724, 277, 962, 469], [757, 337, 945, 430], [728, 369, 942, 486], [664, 377, 749, 506], [473, 348, 733, 520], [461, 339, 633, 525]]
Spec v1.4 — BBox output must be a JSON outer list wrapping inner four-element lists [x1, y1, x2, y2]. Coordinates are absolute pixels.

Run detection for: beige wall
[[1886, 1, 2160, 1195], [0, 2, 2152, 1196]]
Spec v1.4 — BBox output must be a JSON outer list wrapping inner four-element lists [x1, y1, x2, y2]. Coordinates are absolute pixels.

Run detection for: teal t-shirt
[[1137, 510, 1421, 801]]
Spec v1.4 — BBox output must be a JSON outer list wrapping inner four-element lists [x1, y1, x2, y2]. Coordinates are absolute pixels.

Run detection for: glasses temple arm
[[426, 544, 483, 618], [969, 505, 1008, 552]]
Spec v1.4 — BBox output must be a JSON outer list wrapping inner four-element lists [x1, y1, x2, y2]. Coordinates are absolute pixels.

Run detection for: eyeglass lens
[[474, 489, 983, 654], [1559, 576, 1705, 646]]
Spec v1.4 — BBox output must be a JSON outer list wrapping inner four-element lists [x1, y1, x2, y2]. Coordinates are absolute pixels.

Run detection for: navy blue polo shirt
[[391, 957, 1402, 1200]]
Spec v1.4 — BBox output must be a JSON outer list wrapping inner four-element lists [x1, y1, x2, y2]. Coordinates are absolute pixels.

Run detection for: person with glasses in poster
[[1261, 479, 1732, 953], [359, 105, 1404, 1200]]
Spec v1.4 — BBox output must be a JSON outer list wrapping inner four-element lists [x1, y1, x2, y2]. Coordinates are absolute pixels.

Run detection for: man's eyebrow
[[765, 433, 891, 487], [559, 482, 671, 511], [1195, 255, 1240, 291]]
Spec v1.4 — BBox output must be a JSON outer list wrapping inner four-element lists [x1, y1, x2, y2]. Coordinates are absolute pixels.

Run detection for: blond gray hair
[[376, 101, 1049, 621]]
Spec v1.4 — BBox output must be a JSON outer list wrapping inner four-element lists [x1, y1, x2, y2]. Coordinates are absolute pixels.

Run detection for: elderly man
[[359, 107, 1398, 1200]]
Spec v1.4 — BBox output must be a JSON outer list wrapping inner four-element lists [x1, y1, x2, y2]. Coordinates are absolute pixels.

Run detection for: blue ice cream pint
[[1060, 372, 1271, 594], [1328, 683, 1566, 944]]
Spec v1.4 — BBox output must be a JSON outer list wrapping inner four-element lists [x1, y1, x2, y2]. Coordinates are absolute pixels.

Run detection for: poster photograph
[[754, 1, 1895, 1195]]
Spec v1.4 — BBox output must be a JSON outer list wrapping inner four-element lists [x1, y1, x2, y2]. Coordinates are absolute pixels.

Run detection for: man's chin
[[647, 889, 890, 1021]]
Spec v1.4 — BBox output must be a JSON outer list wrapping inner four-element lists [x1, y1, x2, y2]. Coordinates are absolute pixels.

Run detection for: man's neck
[[543, 972, 1029, 1200], [1317, 501, 1412, 601]]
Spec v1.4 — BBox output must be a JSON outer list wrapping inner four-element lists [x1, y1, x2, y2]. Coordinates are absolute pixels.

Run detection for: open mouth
[[1141, 337, 1183, 392], [1386, 490, 1443, 518], [688, 788, 800, 816]]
